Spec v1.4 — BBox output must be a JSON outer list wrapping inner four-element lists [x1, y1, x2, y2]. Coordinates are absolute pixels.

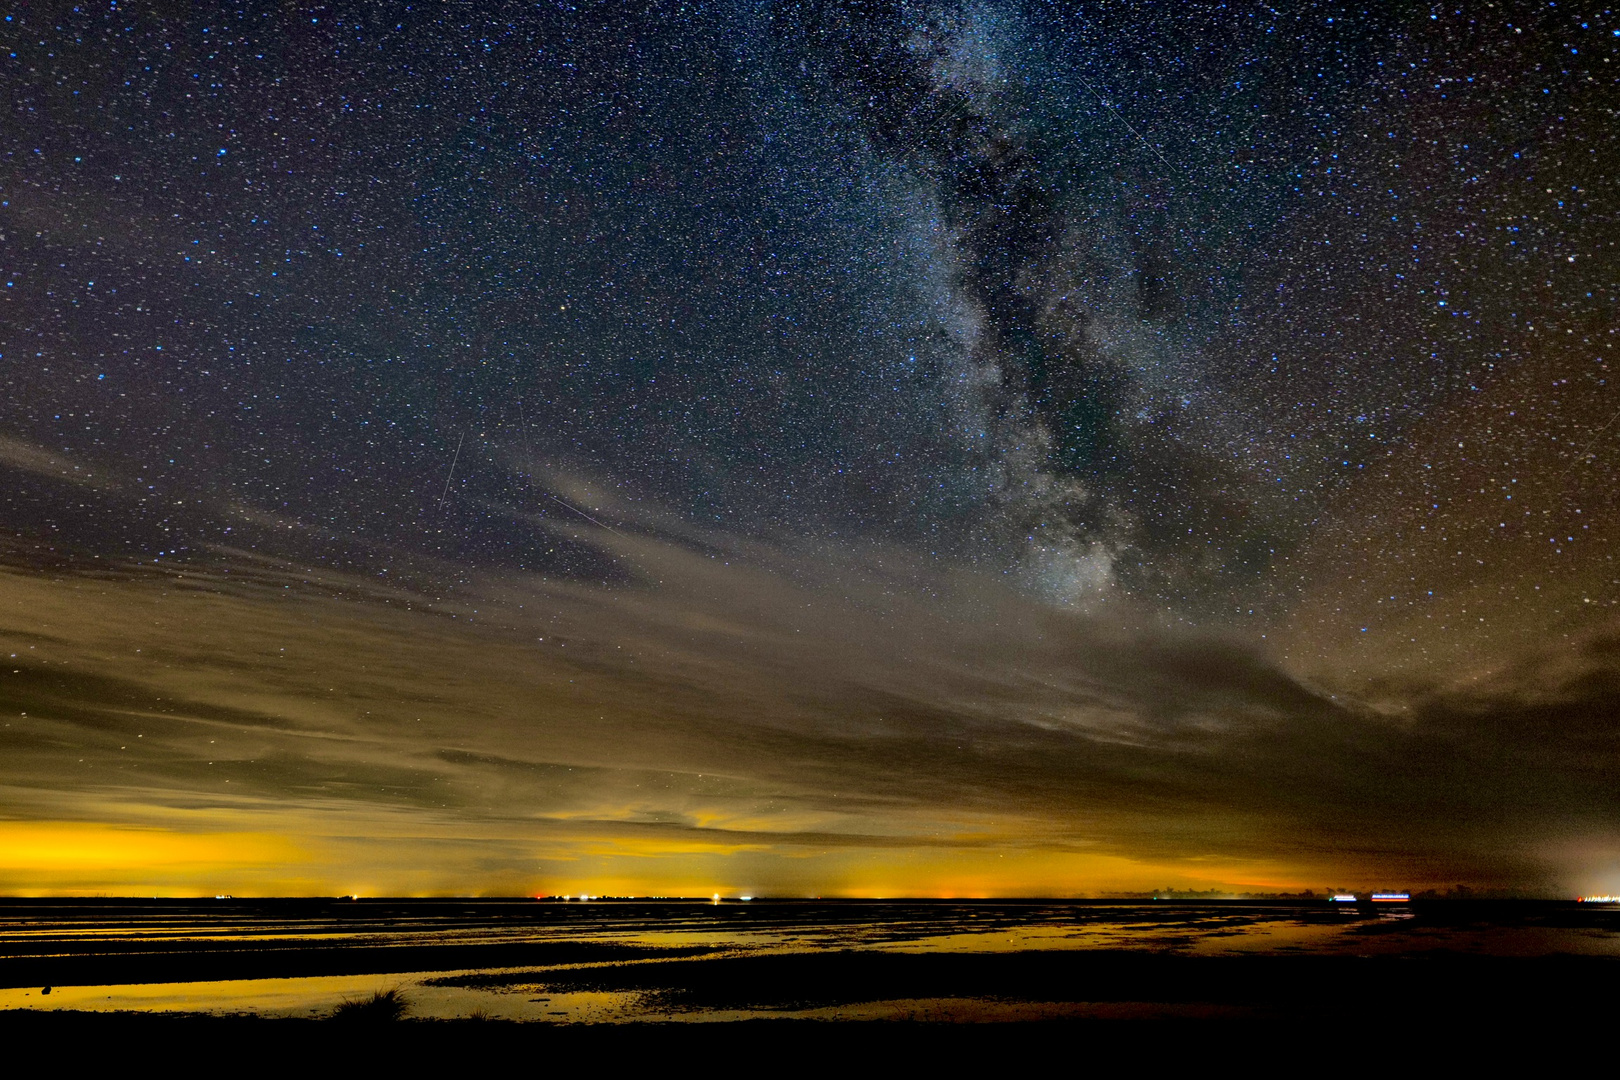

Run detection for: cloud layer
[[3, 470, 1616, 896]]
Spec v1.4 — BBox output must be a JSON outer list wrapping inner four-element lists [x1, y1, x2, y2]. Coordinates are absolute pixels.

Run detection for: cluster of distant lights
[[1332, 893, 1410, 902], [222, 892, 1613, 903], [554, 894, 754, 902]]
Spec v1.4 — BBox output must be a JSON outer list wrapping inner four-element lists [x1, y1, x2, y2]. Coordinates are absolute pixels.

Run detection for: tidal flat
[[2, 898, 1617, 1052]]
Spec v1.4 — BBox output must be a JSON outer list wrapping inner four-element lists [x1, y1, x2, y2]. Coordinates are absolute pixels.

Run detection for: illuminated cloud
[[2, 478, 1615, 895], [1, 2, 1613, 898]]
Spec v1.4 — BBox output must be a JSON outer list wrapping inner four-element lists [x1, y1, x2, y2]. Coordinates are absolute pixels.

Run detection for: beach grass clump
[[330, 987, 409, 1022]]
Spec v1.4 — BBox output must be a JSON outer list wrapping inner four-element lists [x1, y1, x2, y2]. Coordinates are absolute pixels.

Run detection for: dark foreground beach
[[3, 898, 1616, 1058]]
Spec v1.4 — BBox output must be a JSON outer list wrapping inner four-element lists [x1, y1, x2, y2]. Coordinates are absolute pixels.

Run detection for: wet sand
[[2, 898, 1616, 1052]]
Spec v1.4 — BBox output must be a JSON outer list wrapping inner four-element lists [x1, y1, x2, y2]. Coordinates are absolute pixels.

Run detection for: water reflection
[[2, 900, 1616, 1021]]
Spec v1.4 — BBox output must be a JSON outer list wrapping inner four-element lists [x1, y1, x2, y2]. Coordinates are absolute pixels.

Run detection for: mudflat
[[2, 897, 1616, 1050]]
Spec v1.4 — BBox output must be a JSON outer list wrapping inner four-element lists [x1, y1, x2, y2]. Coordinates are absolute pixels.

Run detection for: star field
[[0, 1, 1616, 897]]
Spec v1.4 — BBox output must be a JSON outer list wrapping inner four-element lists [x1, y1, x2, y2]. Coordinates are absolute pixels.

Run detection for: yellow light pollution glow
[[1, 495, 1616, 898]]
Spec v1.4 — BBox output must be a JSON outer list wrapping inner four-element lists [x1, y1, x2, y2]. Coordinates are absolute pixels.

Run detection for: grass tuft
[[330, 987, 409, 1022]]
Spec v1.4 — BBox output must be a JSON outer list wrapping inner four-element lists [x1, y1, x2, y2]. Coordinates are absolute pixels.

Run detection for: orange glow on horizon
[[0, 821, 306, 895], [0, 817, 1328, 898]]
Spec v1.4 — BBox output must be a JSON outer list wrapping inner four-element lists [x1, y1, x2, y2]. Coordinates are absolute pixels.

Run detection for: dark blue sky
[[1, 1, 1616, 895], [7, 1, 1607, 599]]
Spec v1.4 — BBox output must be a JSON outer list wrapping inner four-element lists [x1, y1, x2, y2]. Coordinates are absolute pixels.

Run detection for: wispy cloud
[[2, 464, 1615, 895]]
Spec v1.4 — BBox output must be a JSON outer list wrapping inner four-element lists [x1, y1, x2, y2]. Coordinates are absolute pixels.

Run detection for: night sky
[[2, 0, 1616, 897]]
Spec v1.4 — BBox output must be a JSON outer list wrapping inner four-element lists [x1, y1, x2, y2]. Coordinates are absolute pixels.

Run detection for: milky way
[[1, 1, 1616, 897]]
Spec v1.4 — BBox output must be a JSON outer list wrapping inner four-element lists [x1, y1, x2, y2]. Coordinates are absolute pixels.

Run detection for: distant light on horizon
[[0, 0, 1613, 905]]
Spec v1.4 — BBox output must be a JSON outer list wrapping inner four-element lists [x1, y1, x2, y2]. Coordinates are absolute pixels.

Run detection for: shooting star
[[437, 432, 465, 510], [545, 492, 624, 537], [1070, 72, 1177, 175]]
